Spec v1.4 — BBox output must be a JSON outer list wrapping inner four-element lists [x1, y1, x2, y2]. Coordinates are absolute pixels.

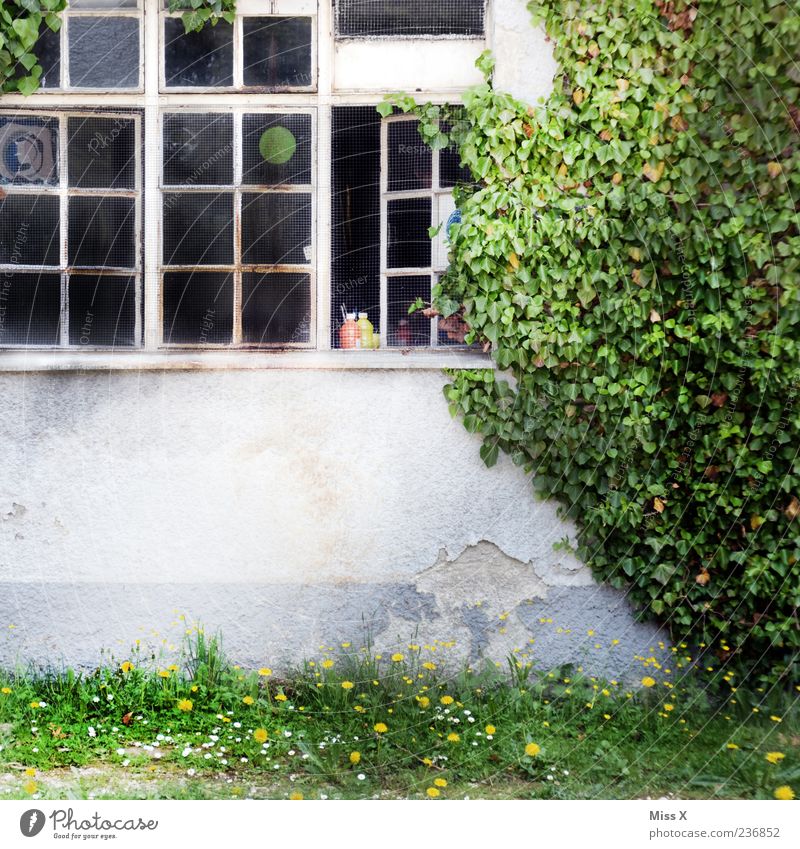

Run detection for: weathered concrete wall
[[0, 368, 666, 675]]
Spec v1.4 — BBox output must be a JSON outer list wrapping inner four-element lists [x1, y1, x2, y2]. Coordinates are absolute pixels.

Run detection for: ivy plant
[[168, 0, 236, 33], [0, 0, 66, 95], [389, 0, 800, 689]]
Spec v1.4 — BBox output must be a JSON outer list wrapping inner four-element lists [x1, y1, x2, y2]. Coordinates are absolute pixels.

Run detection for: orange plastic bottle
[[339, 313, 360, 349]]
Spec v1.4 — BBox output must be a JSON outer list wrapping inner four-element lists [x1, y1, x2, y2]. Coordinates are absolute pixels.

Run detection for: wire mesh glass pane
[[243, 17, 313, 88], [388, 121, 431, 192], [69, 17, 140, 88], [440, 125, 471, 188], [387, 275, 430, 347], [387, 197, 431, 268], [164, 18, 233, 88], [163, 113, 233, 186], [25, 24, 60, 89], [0, 273, 61, 346], [162, 271, 233, 344], [68, 274, 136, 346], [68, 196, 136, 268], [242, 272, 310, 344], [162, 192, 233, 266], [0, 195, 60, 267], [67, 117, 136, 189], [241, 193, 311, 265], [0, 117, 59, 185], [336, 0, 485, 37], [242, 114, 312, 186], [70, 0, 138, 7]]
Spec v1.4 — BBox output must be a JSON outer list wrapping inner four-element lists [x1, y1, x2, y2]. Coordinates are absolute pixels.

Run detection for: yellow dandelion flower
[[417, 696, 430, 708], [29, 701, 39, 709], [1, 687, 11, 695], [774, 785, 795, 801], [120, 661, 134, 674], [341, 681, 354, 690], [289, 791, 304, 800], [167, 664, 179, 672], [766, 752, 785, 765], [242, 695, 254, 705], [258, 668, 272, 677], [434, 778, 447, 787], [391, 653, 404, 662], [485, 724, 496, 735], [349, 751, 361, 765], [641, 676, 656, 688], [23, 780, 37, 795], [726, 743, 739, 750], [426, 787, 440, 798], [321, 659, 334, 669], [440, 695, 454, 705], [423, 662, 436, 671], [664, 704, 674, 712], [422, 757, 433, 766], [374, 722, 388, 734], [525, 742, 541, 757], [770, 715, 783, 723], [447, 733, 460, 743], [275, 693, 287, 702], [177, 699, 193, 712], [158, 670, 171, 679], [24, 768, 36, 776], [253, 728, 268, 744]]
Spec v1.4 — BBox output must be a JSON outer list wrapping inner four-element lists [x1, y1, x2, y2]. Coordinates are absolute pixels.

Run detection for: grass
[[0, 627, 798, 801]]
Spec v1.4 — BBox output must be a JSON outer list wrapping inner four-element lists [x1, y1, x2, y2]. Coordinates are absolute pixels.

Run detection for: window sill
[[0, 349, 493, 373]]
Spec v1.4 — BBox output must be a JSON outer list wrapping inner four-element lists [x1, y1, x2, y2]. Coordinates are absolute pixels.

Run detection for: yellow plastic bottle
[[357, 312, 374, 350]]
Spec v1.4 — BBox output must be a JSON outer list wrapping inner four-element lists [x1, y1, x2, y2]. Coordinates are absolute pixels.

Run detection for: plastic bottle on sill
[[340, 313, 360, 349], [357, 312, 374, 350]]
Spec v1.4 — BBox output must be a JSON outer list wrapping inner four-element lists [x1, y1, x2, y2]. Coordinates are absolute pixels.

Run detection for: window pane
[[0, 273, 61, 346], [68, 117, 136, 189], [162, 192, 233, 266], [0, 117, 59, 186], [162, 271, 233, 344], [69, 17, 140, 88], [0, 195, 60, 267], [163, 113, 233, 186], [242, 272, 310, 344], [27, 24, 60, 89], [337, 0, 485, 37], [68, 274, 136, 346], [387, 197, 431, 268], [243, 17, 313, 88], [164, 18, 233, 88], [241, 193, 311, 266], [70, 0, 138, 7], [242, 114, 312, 186], [388, 120, 431, 192], [68, 196, 136, 268], [387, 276, 430, 347]]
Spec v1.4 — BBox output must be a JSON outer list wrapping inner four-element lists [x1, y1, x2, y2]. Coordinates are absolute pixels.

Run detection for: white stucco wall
[[0, 367, 666, 675]]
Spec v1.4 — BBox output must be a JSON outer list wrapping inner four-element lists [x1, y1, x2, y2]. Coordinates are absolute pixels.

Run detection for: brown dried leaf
[[653, 497, 666, 513], [695, 569, 710, 586], [785, 496, 800, 521]]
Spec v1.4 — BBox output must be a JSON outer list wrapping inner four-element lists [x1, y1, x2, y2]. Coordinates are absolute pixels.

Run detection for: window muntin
[[160, 109, 315, 347], [27, 3, 143, 91], [0, 111, 142, 348], [161, 12, 315, 91], [380, 115, 470, 348], [335, 0, 485, 38]]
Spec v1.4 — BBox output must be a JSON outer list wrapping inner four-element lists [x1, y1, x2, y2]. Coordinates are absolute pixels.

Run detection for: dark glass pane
[[243, 17, 313, 88], [162, 192, 233, 266], [163, 113, 233, 186], [0, 116, 59, 185], [387, 197, 431, 268], [0, 195, 60, 266], [242, 114, 311, 186], [242, 272, 310, 344], [387, 276, 431, 347], [164, 18, 233, 88], [162, 271, 233, 344], [68, 196, 136, 268], [28, 24, 60, 89], [440, 141, 471, 188], [337, 0, 485, 37], [69, 18, 140, 88], [68, 274, 136, 346], [71, 0, 138, 7], [0, 273, 61, 346], [67, 117, 136, 189], [388, 120, 431, 192], [241, 193, 311, 266]]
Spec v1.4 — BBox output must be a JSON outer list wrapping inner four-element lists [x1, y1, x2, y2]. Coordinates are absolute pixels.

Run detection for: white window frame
[[0, 0, 492, 365], [0, 108, 143, 348]]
